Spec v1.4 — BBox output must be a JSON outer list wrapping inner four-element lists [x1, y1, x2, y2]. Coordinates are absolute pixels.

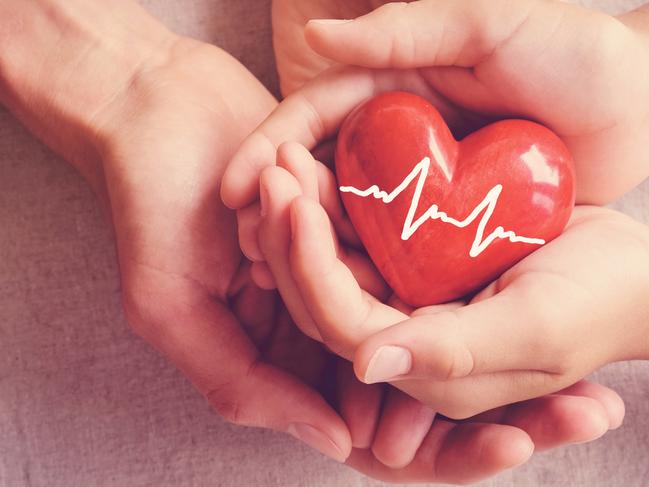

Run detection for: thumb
[[121, 265, 351, 462], [305, 0, 542, 69]]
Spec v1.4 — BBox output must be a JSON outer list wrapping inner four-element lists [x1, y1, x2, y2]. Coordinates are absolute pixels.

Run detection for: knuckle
[[414, 313, 475, 381], [420, 383, 481, 420], [206, 384, 249, 426], [438, 400, 480, 421], [433, 314, 475, 380], [205, 363, 259, 427]]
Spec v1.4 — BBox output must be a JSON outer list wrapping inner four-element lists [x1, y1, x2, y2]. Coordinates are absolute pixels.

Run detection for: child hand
[[254, 142, 626, 479], [254, 141, 649, 419]]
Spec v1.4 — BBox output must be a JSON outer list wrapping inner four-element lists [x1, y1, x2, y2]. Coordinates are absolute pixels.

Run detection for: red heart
[[335, 92, 575, 306]]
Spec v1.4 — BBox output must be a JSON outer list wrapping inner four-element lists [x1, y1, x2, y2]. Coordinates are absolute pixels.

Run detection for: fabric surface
[[1, 0, 648, 486]]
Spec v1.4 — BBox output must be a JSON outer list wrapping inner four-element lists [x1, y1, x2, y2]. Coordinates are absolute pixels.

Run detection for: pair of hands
[[92, 13, 628, 484], [225, 0, 649, 419], [7, 0, 645, 483], [223, 0, 649, 476]]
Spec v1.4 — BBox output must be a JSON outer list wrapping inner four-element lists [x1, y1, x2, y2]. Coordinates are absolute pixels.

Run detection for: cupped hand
[[250, 138, 648, 419], [233, 0, 649, 215], [81, 32, 478, 472], [240, 141, 627, 482], [87, 36, 363, 459]]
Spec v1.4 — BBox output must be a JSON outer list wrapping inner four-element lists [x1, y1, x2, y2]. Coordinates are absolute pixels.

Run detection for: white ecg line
[[339, 157, 546, 258]]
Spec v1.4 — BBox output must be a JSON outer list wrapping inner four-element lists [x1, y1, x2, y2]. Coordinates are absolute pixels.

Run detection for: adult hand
[[0, 0, 354, 462], [234, 0, 649, 211], [272, 0, 395, 95]]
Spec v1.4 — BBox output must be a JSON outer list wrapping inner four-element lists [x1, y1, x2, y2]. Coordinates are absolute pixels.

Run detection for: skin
[[253, 142, 629, 481], [227, 0, 649, 211], [221, 0, 649, 474], [0, 0, 632, 483], [259, 143, 649, 419], [272, 0, 396, 95]]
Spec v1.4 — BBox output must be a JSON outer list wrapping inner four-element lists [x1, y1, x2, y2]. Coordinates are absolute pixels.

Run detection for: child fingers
[[274, 143, 386, 297], [289, 196, 407, 359], [338, 248, 390, 301], [221, 66, 379, 210], [277, 142, 320, 201], [259, 166, 322, 341], [237, 204, 264, 262], [222, 130, 278, 209], [316, 161, 362, 248]]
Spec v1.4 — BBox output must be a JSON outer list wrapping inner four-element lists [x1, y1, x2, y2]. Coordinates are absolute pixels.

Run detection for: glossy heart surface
[[336, 92, 575, 306]]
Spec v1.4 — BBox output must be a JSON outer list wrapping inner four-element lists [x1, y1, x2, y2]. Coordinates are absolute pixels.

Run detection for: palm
[[272, 0, 390, 95], [296, 0, 649, 203], [94, 39, 355, 435]]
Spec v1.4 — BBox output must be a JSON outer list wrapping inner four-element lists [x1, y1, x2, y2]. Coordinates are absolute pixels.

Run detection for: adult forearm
[[0, 0, 174, 175]]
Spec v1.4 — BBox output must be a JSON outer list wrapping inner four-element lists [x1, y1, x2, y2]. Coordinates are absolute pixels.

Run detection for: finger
[[371, 388, 435, 469], [221, 67, 374, 209], [354, 275, 567, 383], [500, 394, 609, 450], [236, 203, 264, 262], [338, 246, 390, 301], [305, 0, 540, 69], [557, 380, 625, 430], [274, 144, 388, 299], [250, 261, 277, 290], [392, 368, 564, 419], [221, 65, 441, 209], [289, 195, 407, 358], [258, 166, 322, 341], [316, 161, 361, 248], [123, 275, 350, 462], [336, 361, 384, 449], [347, 420, 532, 484], [276, 142, 320, 200], [278, 142, 362, 247], [469, 390, 610, 451]]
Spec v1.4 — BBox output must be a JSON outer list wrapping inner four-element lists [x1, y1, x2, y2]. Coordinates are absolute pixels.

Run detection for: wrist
[[0, 0, 176, 180]]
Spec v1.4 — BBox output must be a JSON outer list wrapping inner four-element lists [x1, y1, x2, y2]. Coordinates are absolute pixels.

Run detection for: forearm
[[0, 0, 174, 175]]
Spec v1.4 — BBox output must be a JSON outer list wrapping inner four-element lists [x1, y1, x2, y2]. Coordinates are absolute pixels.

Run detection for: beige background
[[1, 1, 648, 486]]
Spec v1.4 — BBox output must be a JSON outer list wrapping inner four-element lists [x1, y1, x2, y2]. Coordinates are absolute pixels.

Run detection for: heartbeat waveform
[[339, 157, 545, 258]]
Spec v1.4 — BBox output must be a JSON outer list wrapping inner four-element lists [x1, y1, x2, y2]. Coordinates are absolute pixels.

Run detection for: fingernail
[[260, 184, 269, 217], [288, 423, 347, 463], [309, 19, 354, 26], [364, 346, 412, 384]]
